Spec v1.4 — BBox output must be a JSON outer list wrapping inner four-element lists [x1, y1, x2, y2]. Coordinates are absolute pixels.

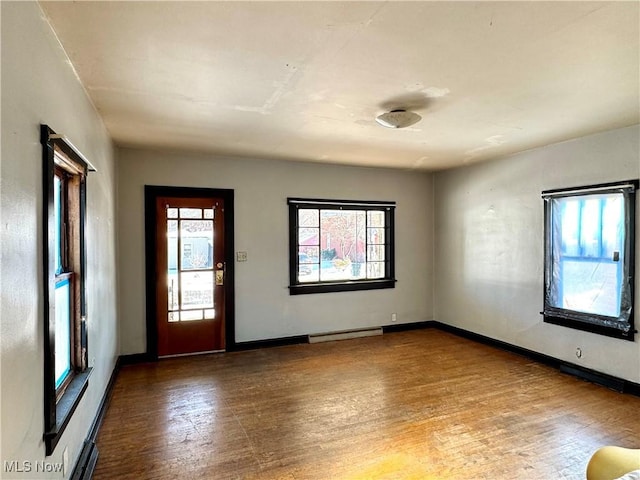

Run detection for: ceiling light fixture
[[375, 109, 422, 129]]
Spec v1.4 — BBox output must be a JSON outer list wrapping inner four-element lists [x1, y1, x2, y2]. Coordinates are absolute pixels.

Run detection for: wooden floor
[[94, 329, 640, 479]]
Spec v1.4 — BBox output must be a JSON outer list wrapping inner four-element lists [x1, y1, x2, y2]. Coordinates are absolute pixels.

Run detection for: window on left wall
[[42, 125, 92, 455]]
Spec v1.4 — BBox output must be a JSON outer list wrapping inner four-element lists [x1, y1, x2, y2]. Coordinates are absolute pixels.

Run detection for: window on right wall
[[542, 180, 638, 340]]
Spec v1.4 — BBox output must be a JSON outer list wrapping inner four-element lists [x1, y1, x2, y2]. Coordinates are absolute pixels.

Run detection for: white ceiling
[[40, 1, 639, 171]]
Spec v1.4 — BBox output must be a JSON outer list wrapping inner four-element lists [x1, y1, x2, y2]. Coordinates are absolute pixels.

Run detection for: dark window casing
[[542, 180, 637, 340], [42, 125, 92, 455], [288, 198, 396, 295]]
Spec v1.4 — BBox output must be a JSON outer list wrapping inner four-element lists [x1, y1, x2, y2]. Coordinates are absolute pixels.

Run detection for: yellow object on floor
[[586, 446, 640, 480]]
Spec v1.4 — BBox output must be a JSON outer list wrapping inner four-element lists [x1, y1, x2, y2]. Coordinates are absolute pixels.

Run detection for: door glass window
[[167, 207, 215, 322]]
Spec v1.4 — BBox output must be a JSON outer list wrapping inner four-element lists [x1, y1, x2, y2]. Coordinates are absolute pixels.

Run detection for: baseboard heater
[[560, 364, 625, 393], [70, 440, 98, 480], [308, 327, 383, 344]]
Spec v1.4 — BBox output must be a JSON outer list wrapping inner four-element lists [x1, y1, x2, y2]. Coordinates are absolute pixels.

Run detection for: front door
[[153, 194, 228, 356]]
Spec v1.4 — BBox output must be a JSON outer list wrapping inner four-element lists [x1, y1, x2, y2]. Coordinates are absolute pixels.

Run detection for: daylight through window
[[542, 180, 637, 340], [42, 125, 92, 455], [288, 198, 396, 295]]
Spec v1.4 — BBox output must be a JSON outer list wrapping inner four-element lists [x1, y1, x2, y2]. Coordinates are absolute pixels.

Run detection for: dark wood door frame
[[144, 185, 236, 359]]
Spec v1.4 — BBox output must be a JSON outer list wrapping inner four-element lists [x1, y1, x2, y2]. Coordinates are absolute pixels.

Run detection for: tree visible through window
[[542, 180, 637, 340], [288, 198, 396, 295]]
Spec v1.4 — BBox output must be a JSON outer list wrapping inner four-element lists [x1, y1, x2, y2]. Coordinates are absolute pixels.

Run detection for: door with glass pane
[[155, 196, 225, 356]]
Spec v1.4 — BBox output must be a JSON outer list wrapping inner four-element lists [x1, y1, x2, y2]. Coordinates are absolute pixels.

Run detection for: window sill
[[45, 368, 92, 456], [289, 278, 396, 295], [543, 315, 635, 341]]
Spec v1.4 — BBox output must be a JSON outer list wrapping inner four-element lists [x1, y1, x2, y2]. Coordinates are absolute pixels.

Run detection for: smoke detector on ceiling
[[375, 109, 422, 129]]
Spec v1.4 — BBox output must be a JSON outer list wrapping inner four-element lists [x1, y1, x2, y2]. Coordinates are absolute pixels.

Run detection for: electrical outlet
[[391, 313, 397, 322], [236, 251, 248, 262]]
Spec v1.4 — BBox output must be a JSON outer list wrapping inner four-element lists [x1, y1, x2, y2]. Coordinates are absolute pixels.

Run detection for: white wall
[[1, 2, 118, 478], [117, 148, 434, 353], [434, 125, 640, 382]]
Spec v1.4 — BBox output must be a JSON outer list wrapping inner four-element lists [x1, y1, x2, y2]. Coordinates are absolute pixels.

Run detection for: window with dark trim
[[288, 198, 396, 295], [42, 125, 93, 455], [542, 180, 637, 340]]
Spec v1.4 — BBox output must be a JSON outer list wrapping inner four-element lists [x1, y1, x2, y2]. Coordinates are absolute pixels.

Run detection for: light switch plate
[[236, 251, 248, 262]]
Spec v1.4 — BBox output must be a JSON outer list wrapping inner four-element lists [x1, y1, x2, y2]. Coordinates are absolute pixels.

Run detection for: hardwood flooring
[[94, 329, 640, 479]]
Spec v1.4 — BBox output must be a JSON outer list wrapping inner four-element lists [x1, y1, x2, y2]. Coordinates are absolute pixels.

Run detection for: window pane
[[367, 210, 385, 227], [602, 196, 623, 259], [55, 278, 72, 388], [180, 310, 204, 321], [367, 262, 385, 279], [180, 220, 213, 269], [320, 210, 365, 262], [167, 220, 178, 271], [167, 208, 178, 218], [54, 175, 62, 273], [299, 228, 319, 246], [367, 245, 385, 261], [180, 271, 213, 309], [299, 209, 319, 227], [580, 198, 601, 257], [299, 246, 319, 262], [551, 193, 626, 318], [299, 264, 319, 283], [168, 272, 179, 310], [560, 200, 580, 257], [167, 219, 180, 311], [167, 220, 178, 233], [321, 257, 352, 281], [204, 209, 214, 219], [559, 260, 620, 317], [179, 208, 202, 219], [298, 245, 320, 282], [350, 260, 366, 279], [367, 228, 385, 244]]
